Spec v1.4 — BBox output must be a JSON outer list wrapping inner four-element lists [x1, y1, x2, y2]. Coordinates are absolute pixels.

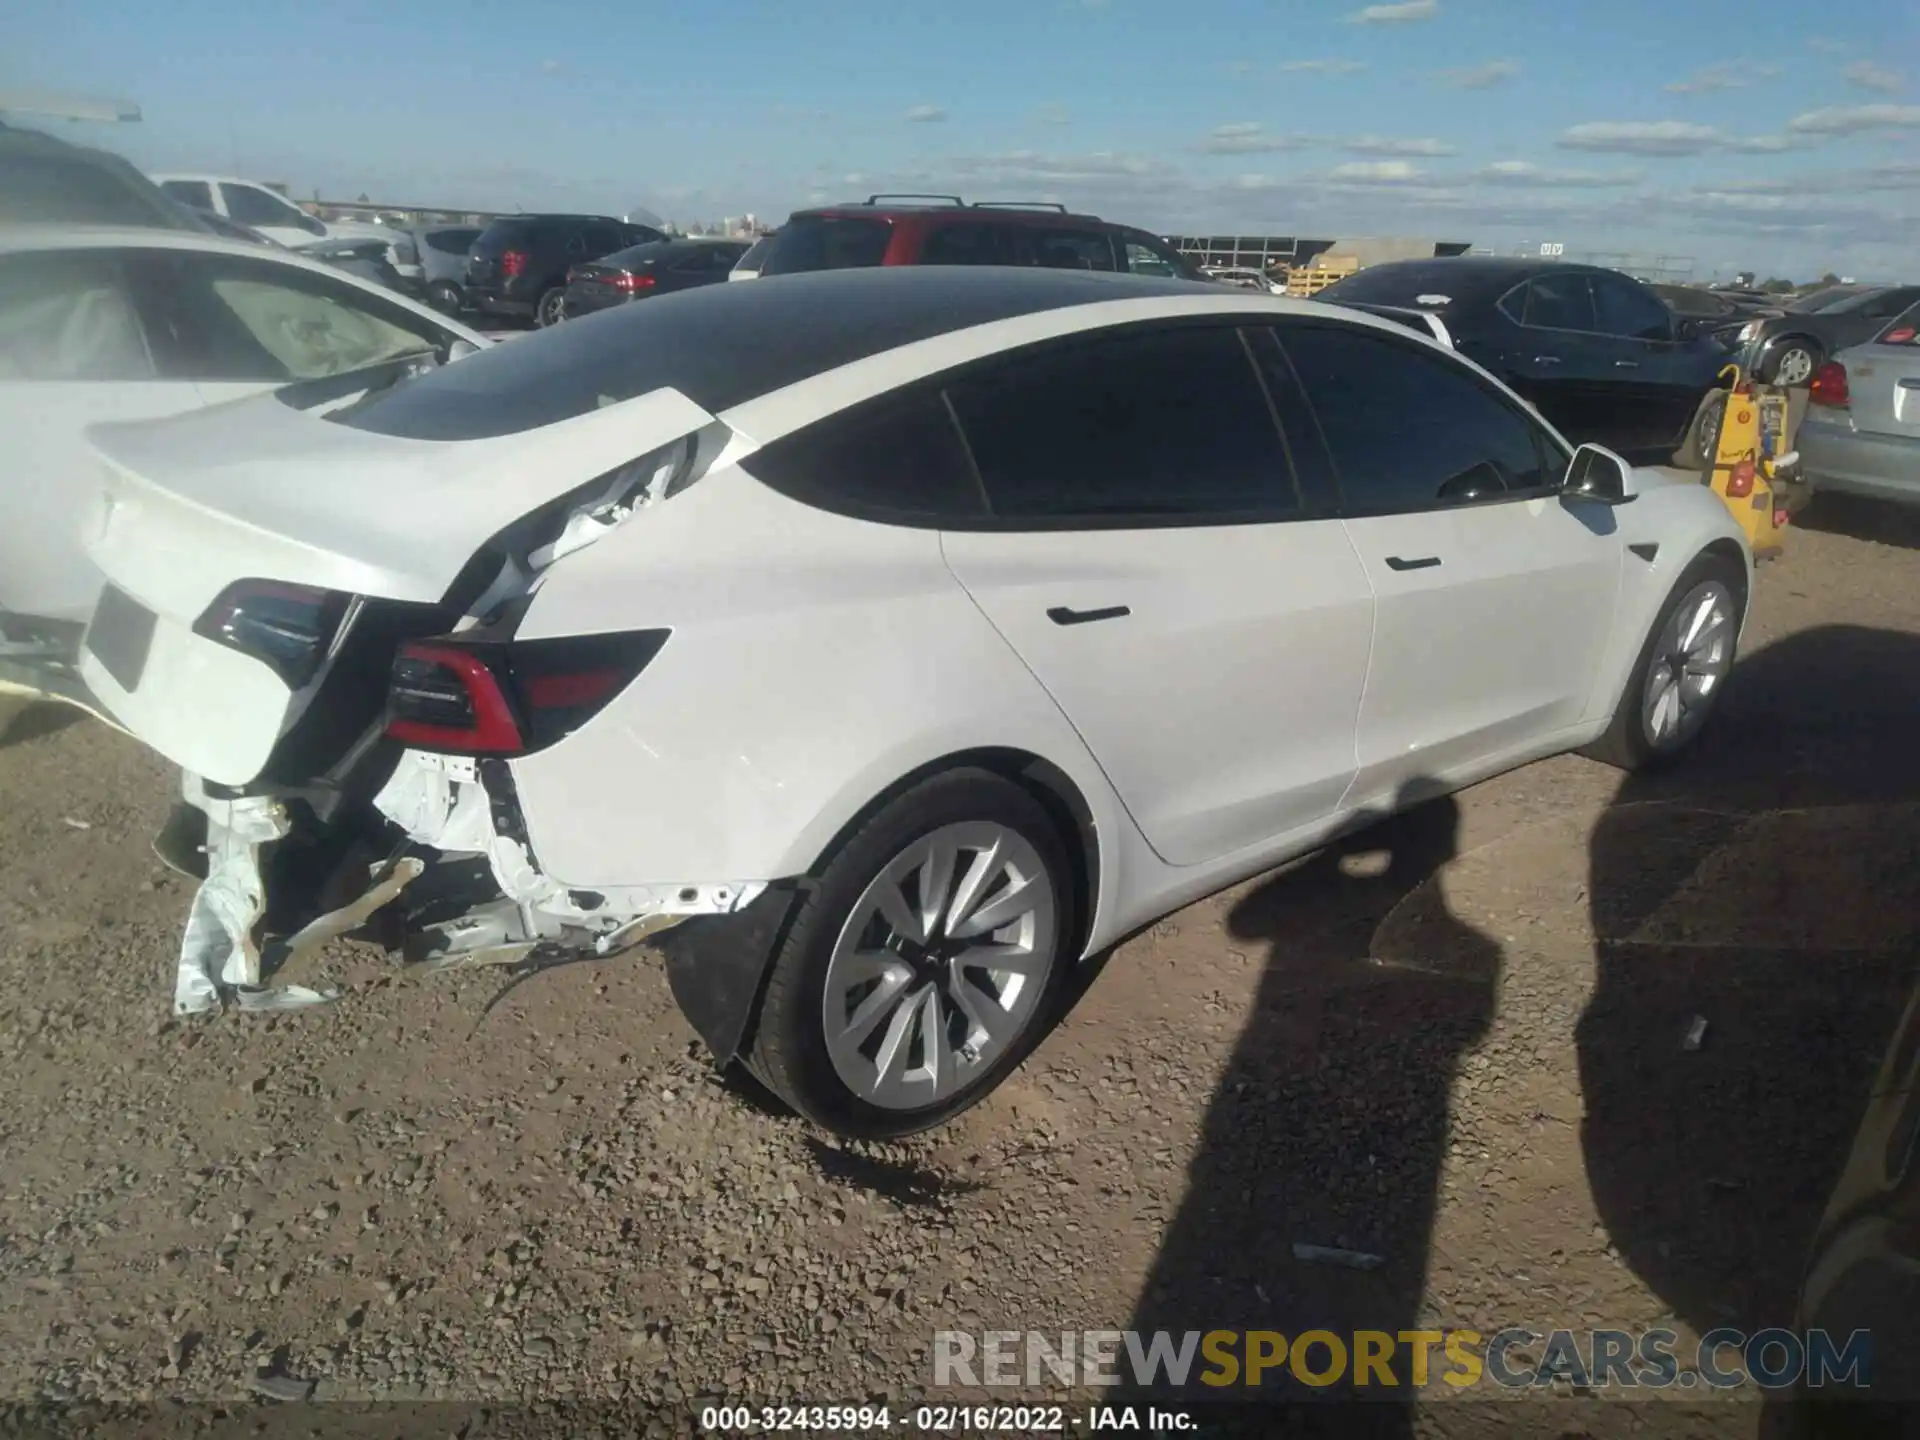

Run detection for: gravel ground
[[1, 491, 1917, 1438]]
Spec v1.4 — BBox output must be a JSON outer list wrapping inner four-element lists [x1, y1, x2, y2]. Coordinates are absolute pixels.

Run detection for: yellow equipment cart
[[1700, 362, 1802, 561]]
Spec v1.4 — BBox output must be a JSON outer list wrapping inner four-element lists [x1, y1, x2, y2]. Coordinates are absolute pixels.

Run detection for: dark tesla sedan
[[560, 237, 752, 319], [1319, 257, 1732, 461]]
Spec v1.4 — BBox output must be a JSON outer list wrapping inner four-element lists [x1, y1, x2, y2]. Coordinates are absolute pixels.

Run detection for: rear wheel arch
[[798, 747, 1100, 966]]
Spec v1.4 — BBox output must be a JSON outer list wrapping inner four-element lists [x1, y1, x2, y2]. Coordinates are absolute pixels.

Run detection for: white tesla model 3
[[73, 266, 1750, 1138]]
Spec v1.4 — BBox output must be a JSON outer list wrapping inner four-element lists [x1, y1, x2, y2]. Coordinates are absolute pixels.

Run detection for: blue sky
[[5, 0, 1916, 277]]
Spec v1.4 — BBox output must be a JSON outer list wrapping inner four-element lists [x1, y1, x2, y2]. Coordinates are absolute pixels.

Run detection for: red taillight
[[604, 271, 654, 293], [383, 631, 669, 757], [193, 579, 350, 689], [1882, 326, 1917, 345], [501, 249, 528, 278], [1809, 361, 1850, 408], [386, 644, 524, 754]]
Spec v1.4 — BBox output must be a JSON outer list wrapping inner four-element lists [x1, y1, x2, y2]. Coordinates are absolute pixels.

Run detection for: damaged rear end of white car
[[78, 356, 748, 1016]]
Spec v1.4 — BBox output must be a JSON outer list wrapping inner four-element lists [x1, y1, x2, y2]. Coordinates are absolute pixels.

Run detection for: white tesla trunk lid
[[75, 381, 720, 785]]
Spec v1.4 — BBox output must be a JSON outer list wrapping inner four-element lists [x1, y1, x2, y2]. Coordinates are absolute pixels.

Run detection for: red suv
[[751, 195, 1207, 282]]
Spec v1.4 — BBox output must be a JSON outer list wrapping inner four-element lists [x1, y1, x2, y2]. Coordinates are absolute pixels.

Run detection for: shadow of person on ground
[[1579, 625, 1920, 1427], [1117, 786, 1498, 1435]]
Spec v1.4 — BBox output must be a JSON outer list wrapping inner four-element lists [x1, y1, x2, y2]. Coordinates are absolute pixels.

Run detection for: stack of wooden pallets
[[1283, 256, 1361, 297]]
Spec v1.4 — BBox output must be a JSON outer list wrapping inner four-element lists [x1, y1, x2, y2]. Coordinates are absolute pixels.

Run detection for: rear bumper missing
[[165, 750, 779, 1022]]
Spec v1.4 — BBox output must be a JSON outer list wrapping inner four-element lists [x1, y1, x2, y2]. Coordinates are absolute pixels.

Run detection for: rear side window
[[1876, 303, 1920, 344], [222, 183, 303, 228], [0, 250, 154, 381], [1518, 274, 1596, 332], [133, 250, 445, 382], [1277, 322, 1558, 515], [743, 390, 986, 524], [947, 325, 1295, 521], [1011, 227, 1115, 272], [160, 179, 214, 211], [761, 216, 894, 275], [424, 228, 480, 255]]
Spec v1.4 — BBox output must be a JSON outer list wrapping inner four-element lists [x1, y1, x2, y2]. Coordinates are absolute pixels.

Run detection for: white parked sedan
[[0, 226, 487, 719], [72, 267, 1749, 1138]]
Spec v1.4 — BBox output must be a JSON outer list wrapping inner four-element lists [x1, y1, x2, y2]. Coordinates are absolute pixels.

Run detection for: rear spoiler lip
[[1324, 299, 1456, 350]]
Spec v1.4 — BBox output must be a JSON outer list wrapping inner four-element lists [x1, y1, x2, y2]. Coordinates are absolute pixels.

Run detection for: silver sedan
[[1799, 303, 1920, 506]]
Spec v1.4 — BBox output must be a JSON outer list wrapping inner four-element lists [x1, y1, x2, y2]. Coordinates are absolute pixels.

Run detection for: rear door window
[[1120, 237, 1184, 277], [159, 179, 214, 211], [0, 250, 155, 381], [1590, 274, 1673, 340], [760, 216, 894, 274], [221, 183, 305, 229], [1010, 227, 1116, 271], [1518, 274, 1597, 332], [921, 223, 1014, 266], [133, 250, 447, 382], [946, 324, 1296, 521], [1275, 321, 1560, 515]]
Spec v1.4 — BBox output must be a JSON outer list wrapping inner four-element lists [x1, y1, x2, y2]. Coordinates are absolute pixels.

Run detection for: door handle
[[1614, 359, 1640, 369], [1384, 555, 1442, 572], [1532, 355, 1562, 365], [1046, 604, 1131, 626]]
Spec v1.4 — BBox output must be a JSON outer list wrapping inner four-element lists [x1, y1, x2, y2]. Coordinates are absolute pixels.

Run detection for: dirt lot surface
[[2, 492, 1918, 1439]]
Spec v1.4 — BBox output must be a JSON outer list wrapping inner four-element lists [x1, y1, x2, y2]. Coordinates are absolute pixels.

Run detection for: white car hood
[[82, 380, 720, 621]]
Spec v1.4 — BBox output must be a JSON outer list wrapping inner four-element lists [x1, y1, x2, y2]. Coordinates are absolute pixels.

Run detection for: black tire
[[745, 767, 1076, 1140], [534, 287, 566, 327], [1584, 551, 1747, 772], [426, 281, 463, 315], [1676, 392, 1726, 471], [1761, 337, 1822, 387]]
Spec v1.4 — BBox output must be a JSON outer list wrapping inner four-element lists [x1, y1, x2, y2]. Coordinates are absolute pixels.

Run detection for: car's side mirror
[[439, 337, 482, 365], [1562, 443, 1639, 505]]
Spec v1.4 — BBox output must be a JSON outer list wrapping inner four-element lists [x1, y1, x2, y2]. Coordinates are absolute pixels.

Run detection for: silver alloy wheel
[[821, 821, 1058, 1111], [1641, 580, 1737, 752], [1774, 345, 1815, 386], [537, 290, 565, 327]]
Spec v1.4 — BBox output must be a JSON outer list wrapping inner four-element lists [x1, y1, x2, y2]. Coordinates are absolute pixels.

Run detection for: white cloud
[[1557, 120, 1726, 155], [1440, 58, 1518, 89], [1347, 0, 1437, 22], [1665, 60, 1779, 94], [1224, 60, 1257, 75], [905, 105, 949, 124], [1281, 58, 1367, 74], [1345, 135, 1456, 156], [539, 58, 565, 76], [1203, 123, 1313, 154], [1724, 134, 1796, 153], [1474, 160, 1640, 188], [1328, 160, 1425, 183], [1806, 35, 1851, 55], [1788, 103, 1920, 135], [1845, 61, 1906, 93]]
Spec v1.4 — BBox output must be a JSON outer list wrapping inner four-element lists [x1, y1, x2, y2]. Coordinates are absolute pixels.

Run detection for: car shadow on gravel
[[1580, 624, 1920, 1432], [0, 701, 82, 751], [1115, 625, 1920, 1434], [1117, 783, 1497, 1435], [1791, 494, 1920, 552]]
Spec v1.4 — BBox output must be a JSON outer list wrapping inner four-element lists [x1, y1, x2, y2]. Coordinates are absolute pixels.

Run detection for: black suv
[[466, 214, 665, 327]]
